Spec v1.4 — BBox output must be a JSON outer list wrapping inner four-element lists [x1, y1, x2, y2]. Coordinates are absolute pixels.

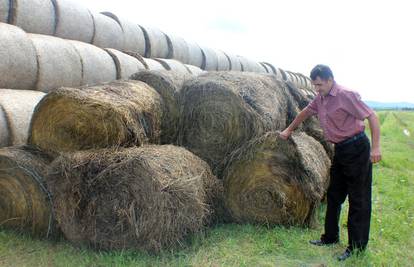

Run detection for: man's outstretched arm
[[280, 109, 313, 140]]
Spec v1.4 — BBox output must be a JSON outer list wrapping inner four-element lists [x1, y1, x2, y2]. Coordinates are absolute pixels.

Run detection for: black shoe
[[337, 248, 352, 261], [309, 239, 338, 246]]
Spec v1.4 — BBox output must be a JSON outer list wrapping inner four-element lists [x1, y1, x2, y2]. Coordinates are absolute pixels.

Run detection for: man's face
[[312, 76, 333, 96]]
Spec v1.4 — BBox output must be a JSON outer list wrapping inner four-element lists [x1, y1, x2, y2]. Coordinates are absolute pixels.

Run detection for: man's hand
[[371, 147, 382, 163], [279, 128, 292, 140]]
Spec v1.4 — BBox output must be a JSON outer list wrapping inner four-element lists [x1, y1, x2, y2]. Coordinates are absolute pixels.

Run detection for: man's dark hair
[[310, 64, 334, 81]]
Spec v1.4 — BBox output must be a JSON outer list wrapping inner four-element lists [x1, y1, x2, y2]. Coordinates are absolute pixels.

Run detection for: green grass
[[1, 110, 413, 267]]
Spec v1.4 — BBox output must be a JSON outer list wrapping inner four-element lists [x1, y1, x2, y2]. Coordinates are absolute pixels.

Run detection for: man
[[280, 64, 381, 261]]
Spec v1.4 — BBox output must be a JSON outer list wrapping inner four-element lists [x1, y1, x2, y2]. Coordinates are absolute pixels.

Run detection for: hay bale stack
[[69, 40, 117, 86], [53, 0, 94, 43], [154, 58, 191, 74], [223, 132, 330, 226], [178, 72, 290, 176], [29, 80, 163, 156], [142, 57, 166, 71], [0, 89, 45, 147], [215, 49, 231, 71], [140, 25, 169, 58], [101, 12, 146, 55], [185, 64, 204, 76], [225, 52, 242, 71], [8, 0, 55, 35], [186, 40, 204, 68], [91, 12, 123, 50], [105, 48, 146, 79], [0, 1, 9, 22], [130, 70, 190, 144], [47, 145, 222, 252], [0, 146, 56, 237], [166, 33, 190, 64], [200, 46, 218, 71], [29, 34, 82, 92], [0, 23, 37, 89]]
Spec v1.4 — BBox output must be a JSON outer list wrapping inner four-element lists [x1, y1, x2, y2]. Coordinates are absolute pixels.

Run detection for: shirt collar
[[328, 81, 338, 96]]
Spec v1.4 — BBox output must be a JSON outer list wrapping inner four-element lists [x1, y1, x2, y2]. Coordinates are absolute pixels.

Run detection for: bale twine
[[104, 48, 146, 79], [0, 89, 45, 147], [0, 105, 9, 147], [130, 70, 190, 144], [9, 0, 55, 35], [165, 33, 190, 64], [139, 25, 169, 58], [178, 72, 290, 176], [29, 80, 163, 156], [69, 40, 117, 86], [0, 146, 56, 237], [200, 46, 218, 71], [186, 40, 203, 68], [225, 52, 242, 71], [215, 49, 231, 71], [0, 0, 9, 22], [52, 0, 94, 43], [153, 58, 191, 74], [46, 145, 222, 252], [91, 12, 123, 50], [185, 64, 204, 76], [101, 12, 146, 55], [0, 23, 37, 89], [142, 57, 166, 71], [223, 131, 330, 226], [28, 34, 82, 92]]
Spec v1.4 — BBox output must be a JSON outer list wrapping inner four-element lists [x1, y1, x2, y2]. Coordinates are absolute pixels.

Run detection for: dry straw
[[0, 146, 56, 237], [223, 131, 330, 226], [46, 145, 223, 252], [177, 72, 290, 176], [29, 80, 163, 156]]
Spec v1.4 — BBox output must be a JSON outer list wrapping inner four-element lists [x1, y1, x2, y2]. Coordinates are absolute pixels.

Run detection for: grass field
[[1, 110, 413, 267]]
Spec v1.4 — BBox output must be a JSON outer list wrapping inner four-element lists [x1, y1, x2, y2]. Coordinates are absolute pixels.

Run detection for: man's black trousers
[[323, 133, 372, 251]]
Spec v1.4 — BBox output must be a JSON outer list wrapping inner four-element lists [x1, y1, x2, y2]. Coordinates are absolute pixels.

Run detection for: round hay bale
[[260, 62, 277, 75], [225, 52, 242, 71], [278, 68, 288, 81], [139, 25, 169, 58], [215, 49, 230, 71], [9, 0, 55, 35], [0, 89, 45, 147], [91, 12, 123, 50], [29, 80, 163, 156], [186, 40, 203, 68], [185, 64, 204, 76], [0, 146, 56, 237], [101, 12, 146, 55], [29, 34, 82, 92], [178, 72, 290, 176], [0, 105, 10, 147], [104, 48, 146, 79], [238, 56, 267, 73], [0, 0, 9, 22], [223, 131, 330, 226], [200, 46, 218, 71], [130, 70, 190, 144], [142, 57, 166, 71], [0, 23, 37, 89], [153, 58, 191, 74], [69, 40, 117, 86], [122, 51, 148, 69], [47, 145, 222, 252], [165, 33, 190, 64], [52, 0, 94, 43]]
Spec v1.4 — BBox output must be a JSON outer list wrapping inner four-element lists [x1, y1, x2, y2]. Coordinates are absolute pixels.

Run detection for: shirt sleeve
[[342, 91, 373, 120], [304, 97, 318, 115]]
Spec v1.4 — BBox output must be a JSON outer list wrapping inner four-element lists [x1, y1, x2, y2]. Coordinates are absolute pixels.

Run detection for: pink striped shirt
[[304, 83, 373, 143]]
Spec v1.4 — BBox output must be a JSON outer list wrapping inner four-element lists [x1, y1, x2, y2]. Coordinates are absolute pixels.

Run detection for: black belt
[[335, 132, 366, 147]]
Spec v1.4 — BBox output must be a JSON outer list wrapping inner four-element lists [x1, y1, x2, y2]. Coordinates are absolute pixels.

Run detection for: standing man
[[280, 64, 381, 261]]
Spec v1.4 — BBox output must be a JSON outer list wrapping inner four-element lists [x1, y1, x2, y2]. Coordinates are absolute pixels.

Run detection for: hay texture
[[140, 25, 169, 58], [52, 0, 94, 43], [69, 40, 117, 86], [143, 57, 166, 71], [154, 58, 191, 74], [130, 70, 189, 144], [0, 23, 37, 89], [9, 0, 55, 35], [178, 72, 290, 176], [166, 33, 190, 64], [200, 46, 218, 71], [29, 80, 163, 156], [105, 48, 146, 79], [46, 145, 222, 252], [91, 12, 123, 50], [0, 146, 56, 237], [223, 131, 330, 226], [29, 34, 82, 92], [215, 49, 231, 71], [186, 40, 203, 68], [101, 12, 146, 55], [0, 0, 9, 22], [0, 89, 45, 147]]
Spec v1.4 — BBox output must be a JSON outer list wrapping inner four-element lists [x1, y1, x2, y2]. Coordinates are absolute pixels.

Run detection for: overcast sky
[[73, 0, 413, 102]]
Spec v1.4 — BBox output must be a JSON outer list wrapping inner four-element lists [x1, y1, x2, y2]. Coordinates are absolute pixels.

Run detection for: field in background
[[1, 110, 413, 267]]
